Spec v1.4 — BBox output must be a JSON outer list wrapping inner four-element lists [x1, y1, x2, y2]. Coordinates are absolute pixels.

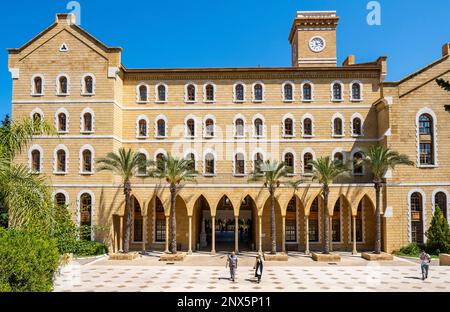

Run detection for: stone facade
[[8, 12, 450, 254]]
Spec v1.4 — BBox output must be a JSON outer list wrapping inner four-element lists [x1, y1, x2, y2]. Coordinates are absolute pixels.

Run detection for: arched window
[[59, 76, 68, 95], [31, 149, 41, 173], [204, 153, 215, 176], [284, 118, 294, 137], [303, 118, 313, 136], [283, 83, 293, 101], [333, 118, 343, 136], [205, 119, 214, 138], [435, 192, 447, 220], [156, 119, 166, 137], [253, 83, 263, 101], [284, 152, 294, 175], [286, 198, 297, 242], [302, 83, 312, 101], [205, 84, 215, 102], [83, 112, 93, 133], [410, 192, 424, 243], [55, 193, 67, 208], [33, 76, 43, 95], [309, 197, 319, 242], [157, 84, 167, 102], [82, 150, 93, 173], [235, 118, 244, 137], [186, 153, 196, 172], [352, 117, 362, 136], [254, 118, 263, 137], [351, 83, 361, 100], [353, 152, 364, 175], [254, 153, 263, 175], [235, 84, 244, 102], [56, 150, 67, 173], [332, 83, 342, 101], [234, 153, 245, 176], [332, 199, 341, 242], [58, 113, 67, 132], [186, 119, 195, 137], [137, 153, 147, 176], [32, 112, 42, 126], [83, 76, 94, 94], [418, 114, 434, 165], [303, 153, 313, 175], [187, 84, 196, 102], [156, 153, 166, 171], [138, 85, 148, 102], [334, 152, 344, 163], [138, 119, 147, 137], [155, 197, 166, 242], [133, 198, 143, 242], [80, 193, 92, 241]]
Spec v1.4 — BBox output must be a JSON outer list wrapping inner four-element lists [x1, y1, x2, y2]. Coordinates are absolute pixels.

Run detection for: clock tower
[[288, 11, 339, 67]]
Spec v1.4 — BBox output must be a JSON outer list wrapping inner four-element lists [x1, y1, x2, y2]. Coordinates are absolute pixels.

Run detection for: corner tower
[[288, 11, 339, 67]]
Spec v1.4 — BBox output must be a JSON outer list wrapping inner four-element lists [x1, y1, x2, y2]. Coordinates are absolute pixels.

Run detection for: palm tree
[[310, 157, 349, 254], [251, 160, 290, 254], [96, 148, 148, 253], [0, 116, 55, 232], [148, 154, 197, 254], [359, 145, 413, 254]]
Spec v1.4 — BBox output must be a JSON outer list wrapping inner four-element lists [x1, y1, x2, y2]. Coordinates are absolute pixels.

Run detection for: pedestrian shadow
[[218, 277, 231, 281], [404, 276, 422, 280], [244, 278, 259, 284]]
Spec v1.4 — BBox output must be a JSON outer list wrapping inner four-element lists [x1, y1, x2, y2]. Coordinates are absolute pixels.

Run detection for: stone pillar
[[211, 216, 216, 254], [188, 216, 193, 254], [258, 215, 263, 253], [234, 216, 239, 253], [282, 215, 286, 254], [119, 216, 124, 252], [352, 215, 357, 255], [305, 216, 310, 255], [165, 216, 169, 253], [142, 216, 147, 252], [329, 216, 333, 252]]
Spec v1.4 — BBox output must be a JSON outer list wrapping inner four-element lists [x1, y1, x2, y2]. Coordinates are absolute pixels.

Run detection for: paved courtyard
[[54, 253, 450, 292]]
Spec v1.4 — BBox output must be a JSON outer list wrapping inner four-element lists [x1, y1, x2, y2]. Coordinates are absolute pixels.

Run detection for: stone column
[[352, 215, 357, 255], [281, 215, 286, 254], [188, 216, 193, 254], [305, 216, 310, 255], [234, 216, 239, 253], [329, 216, 333, 252], [142, 216, 147, 252], [165, 216, 169, 253], [119, 216, 124, 252], [211, 216, 216, 254], [258, 215, 263, 253]]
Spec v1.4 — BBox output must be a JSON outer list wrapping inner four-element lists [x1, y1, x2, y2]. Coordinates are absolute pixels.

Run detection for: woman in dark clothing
[[254, 253, 264, 283]]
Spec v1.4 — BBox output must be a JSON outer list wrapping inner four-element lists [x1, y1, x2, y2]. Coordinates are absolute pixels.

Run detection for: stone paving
[[54, 253, 450, 292]]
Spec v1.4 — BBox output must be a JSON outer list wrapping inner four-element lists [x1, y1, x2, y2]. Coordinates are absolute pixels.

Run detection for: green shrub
[[0, 228, 59, 292], [426, 208, 450, 254], [71, 240, 108, 257], [398, 243, 422, 256]]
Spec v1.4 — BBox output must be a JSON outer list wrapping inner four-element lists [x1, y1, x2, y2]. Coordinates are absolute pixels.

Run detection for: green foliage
[[398, 243, 422, 256], [149, 153, 197, 185], [0, 228, 59, 292], [425, 208, 450, 254], [311, 156, 350, 186]]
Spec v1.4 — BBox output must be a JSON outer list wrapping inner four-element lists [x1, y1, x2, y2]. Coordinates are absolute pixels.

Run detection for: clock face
[[309, 36, 326, 52]]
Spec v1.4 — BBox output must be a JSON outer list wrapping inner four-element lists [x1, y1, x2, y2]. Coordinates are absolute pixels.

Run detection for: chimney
[[343, 55, 355, 66], [55, 13, 77, 26], [442, 43, 450, 57]]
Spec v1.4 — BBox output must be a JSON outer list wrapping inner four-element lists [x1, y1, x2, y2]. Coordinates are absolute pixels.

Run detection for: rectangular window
[[419, 143, 433, 165], [285, 220, 296, 242], [332, 219, 341, 242], [134, 219, 143, 242], [411, 221, 423, 243], [309, 219, 319, 242], [155, 219, 166, 242]]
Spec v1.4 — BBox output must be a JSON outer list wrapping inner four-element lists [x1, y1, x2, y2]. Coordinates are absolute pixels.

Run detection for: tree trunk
[[323, 185, 330, 254], [123, 181, 132, 253], [170, 184, 177, 254], [374, 181, 382, 254], [270, 187, 276, 254]]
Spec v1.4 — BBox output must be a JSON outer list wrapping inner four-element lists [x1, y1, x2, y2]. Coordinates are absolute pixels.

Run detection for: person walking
[[254, 253, 264, 284], [226, 252, 238, 282], [419, 250, 431, 280]]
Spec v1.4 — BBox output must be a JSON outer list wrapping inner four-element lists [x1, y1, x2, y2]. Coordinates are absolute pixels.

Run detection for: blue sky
[[1, 0, 449, 119]]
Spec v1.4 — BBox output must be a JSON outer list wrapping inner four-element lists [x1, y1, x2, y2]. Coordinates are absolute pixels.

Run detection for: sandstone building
[[8, 11, 450, 254]]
